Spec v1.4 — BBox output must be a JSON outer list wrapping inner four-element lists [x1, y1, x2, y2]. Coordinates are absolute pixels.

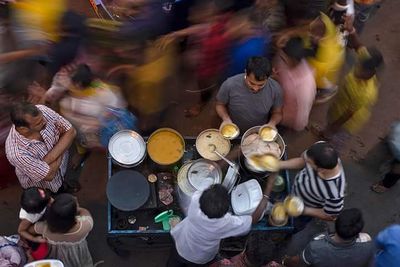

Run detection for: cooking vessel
[[196, 129, 231, 161], [187, 159, 223, 191], [241, 126, 285, 173], [108, 130, 146, 168], [106, 170, 150, 211], [147, 128, 185, 166]]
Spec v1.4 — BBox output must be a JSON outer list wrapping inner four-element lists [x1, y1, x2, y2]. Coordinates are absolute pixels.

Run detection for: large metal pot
[[108, 130, 146, 168], [187, 159, 223, 191], [241, 126, 286, 173]]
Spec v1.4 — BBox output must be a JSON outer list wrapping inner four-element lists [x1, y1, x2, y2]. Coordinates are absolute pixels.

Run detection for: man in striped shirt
[[5, 103, 76, 193], [280, 142, 346, 222]]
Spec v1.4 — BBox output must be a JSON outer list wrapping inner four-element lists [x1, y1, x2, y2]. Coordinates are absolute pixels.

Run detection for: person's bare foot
[[371, 182, 389, 193], [184, 104, 204, 118]]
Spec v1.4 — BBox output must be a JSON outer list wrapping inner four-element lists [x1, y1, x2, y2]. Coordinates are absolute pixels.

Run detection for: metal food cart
[[106, 136, 294, 256]]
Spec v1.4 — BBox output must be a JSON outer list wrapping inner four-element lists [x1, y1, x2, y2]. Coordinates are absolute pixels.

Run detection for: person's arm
[[251, 173, 277, 224], [43, 127, 76, 164], [18, 220, 46, 243], [0, 49, 42, 64], [215, 80, 233, 124], [302, 207, 336, 221], [279, 157, 306, 170], [42, 156, 63, 181], [38, 106, 76, 164], [343, 15, 363, 50], [216, 102, 232, 123], [267, 106, 283, 128]]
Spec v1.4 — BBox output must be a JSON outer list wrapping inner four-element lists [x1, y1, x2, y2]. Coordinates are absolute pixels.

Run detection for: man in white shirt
[[168, 175, 276, 266]]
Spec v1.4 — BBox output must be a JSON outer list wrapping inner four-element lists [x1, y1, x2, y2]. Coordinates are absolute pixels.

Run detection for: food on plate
[[220, 123, 239, 139], [148, 129, 184, 164], [259, 126, 278, 142], [242, 133, 281, 158], [248, 154, 279, 172], [270, 203, 288, 225], [284, 196, 304, 217]]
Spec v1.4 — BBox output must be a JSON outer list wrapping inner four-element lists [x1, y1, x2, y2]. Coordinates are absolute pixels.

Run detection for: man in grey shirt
[[284, 208, 374, 267], [216, 56, 283, 133]]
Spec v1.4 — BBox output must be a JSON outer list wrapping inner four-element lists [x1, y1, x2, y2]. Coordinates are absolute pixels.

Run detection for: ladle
[[209, 144, 236, 168]]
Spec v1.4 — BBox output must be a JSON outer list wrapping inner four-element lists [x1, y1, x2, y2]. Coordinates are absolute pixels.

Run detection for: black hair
[[360, 47, 383, 73], [306, 142, 338, 169], [245, 56, 272, 81], [71, 64, 93, 88], [46, 194, 77, 233], [244, 233, 277, 266], [335, 208, 364, 240], [10, 102, 40, 128], [283, 37, 306, 62], [20, 187, 51, 214], [199, 184, 230, 219]]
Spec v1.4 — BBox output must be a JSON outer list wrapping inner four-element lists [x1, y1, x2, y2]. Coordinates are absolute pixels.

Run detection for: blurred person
[[252, 0, 287, 36], [225, 9, 271, 77], [328, 0, 355, 46], [59, 64, 133, 163], [374, 224, 400, 267], [11, 0, 66, 45], [18, 187, 52, 261], [353, 0, 381, 33], [210, 233, 283, 267], [306, 13, 345, 104], [46, 10, 87, 78], [107, 38, 175, 134], [279, 142, 346, 231], [284, 208, 374, 267], [216, 56, 282, 133], [313, 17, 383, 152], [371, 122, 400, 193], [30, 193, 94, 267], [274, 36, 316, 131], [163, 0, 232, 117], [168, 175, 277, 267], [5, 103, 77, 193]]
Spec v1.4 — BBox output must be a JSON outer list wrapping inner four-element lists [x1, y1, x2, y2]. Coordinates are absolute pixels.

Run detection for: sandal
[[371, 182, 389, 193]]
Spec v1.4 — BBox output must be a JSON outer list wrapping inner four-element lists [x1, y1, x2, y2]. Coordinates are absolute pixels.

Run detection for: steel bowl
[[108, 130, 146, 167], [187, 159, 223, 191], [284, 195, 304, 217]]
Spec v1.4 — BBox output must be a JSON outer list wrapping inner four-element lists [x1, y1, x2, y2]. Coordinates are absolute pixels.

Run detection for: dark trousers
[[167, 244, 210, 267]]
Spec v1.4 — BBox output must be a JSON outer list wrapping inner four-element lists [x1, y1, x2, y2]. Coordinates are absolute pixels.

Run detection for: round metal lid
[[187, 159, 222, 191], [177, 161, 196, 196], [106, 170, 150, 211], [108, 130, 146, 166]]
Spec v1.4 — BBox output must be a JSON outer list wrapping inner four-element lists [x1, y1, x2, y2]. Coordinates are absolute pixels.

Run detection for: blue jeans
[[354, 2, 376, 33]]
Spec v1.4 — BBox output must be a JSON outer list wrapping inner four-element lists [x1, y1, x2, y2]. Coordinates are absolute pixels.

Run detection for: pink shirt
[[275, 57, 316, 131], [5, 105, 71, 192]]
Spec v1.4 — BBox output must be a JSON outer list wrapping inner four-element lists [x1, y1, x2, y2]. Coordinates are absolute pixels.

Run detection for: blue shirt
[[375, 225, 400, 267], [227, 36, 270, 77]]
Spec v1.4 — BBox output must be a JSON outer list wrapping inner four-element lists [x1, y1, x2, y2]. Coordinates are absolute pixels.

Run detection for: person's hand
[[34, 236, 47, 243], [27, 81, 46, 104], [220, 118, 233, 128], [343, 14, 355, 33]]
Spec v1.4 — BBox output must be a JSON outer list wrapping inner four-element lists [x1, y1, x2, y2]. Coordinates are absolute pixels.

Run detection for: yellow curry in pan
[[147, 130, 184, 165]]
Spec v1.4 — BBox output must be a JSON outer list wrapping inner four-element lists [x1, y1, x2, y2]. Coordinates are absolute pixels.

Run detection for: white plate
[[108, 130, 146, 166]]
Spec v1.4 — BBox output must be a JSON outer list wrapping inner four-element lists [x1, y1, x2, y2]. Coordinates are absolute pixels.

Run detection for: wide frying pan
[[106, 170, 150, 211]]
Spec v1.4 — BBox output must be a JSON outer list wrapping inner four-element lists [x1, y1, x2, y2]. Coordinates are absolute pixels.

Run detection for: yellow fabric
[[328, 48, 378, 133], [12, 0, 66, 42], [307, 13, 345, 89], [128, 42, 176, 115]]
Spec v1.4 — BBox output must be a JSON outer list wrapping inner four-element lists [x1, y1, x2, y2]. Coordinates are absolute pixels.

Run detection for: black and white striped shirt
[[293, 161, 346, 216]]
